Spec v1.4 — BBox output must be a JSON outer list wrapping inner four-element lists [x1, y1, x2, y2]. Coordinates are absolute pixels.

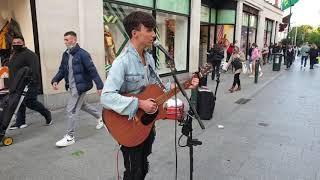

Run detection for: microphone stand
[[166, 59, 205, 180]]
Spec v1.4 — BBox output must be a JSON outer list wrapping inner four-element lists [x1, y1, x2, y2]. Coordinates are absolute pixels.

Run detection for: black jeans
[[121, 128, 155, 180], [310, 58, 316, 69], [287, 58, 293, 68], [16, 86, 50, 126], [232, 73, 240, 87], [301, 56, 308, 67], [211, 61, 221, 80]]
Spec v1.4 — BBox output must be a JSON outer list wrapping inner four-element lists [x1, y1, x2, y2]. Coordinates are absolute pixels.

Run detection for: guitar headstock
[[182, 63, 213, 89], [197, 63, 213, 79]]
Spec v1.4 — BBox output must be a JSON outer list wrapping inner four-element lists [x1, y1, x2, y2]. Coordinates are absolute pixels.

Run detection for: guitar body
[[102, 84, 167, 147]]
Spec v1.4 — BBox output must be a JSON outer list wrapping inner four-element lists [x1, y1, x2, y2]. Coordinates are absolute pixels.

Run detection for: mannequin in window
[[0, 10, 22, 52], [0, 11, 10, 50], [104, 25, 116, 65], [221, 34, 230, 49], [0, 10, 23, 89]]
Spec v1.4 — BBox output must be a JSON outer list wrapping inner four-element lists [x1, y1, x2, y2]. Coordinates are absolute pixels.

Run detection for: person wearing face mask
[[8, 36, 52, 129], [51, 31, 104, 147]]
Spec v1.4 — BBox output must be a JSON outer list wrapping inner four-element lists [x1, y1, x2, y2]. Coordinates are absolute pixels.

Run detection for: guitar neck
[[154, 63, 212, 105], [156, 80, 191, 105]]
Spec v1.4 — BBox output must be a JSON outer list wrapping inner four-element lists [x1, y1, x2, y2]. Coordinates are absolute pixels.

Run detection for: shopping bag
[[242, 62, 247, 74], [316, 56, 320, 64], [222, 62, 229, 71]]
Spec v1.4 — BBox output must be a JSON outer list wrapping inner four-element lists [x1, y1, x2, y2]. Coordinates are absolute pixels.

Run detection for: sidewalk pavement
[[0, 62, 286, 180]]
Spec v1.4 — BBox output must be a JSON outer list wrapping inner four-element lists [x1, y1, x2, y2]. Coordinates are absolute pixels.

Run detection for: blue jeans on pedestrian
[[301, 56, 308, 67]]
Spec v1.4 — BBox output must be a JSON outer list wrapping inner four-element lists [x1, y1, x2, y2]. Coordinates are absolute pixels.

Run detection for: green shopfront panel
[[217, 9, 235, 24], [114, 0, 153, 7], [156, 0, 189, 15]]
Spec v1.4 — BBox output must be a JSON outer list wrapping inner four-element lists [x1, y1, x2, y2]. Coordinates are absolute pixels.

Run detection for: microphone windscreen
[[153, 40, 160, 47]]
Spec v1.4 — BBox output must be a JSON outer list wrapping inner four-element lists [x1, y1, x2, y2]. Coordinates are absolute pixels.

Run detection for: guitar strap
[[148, 64, 166, 91]]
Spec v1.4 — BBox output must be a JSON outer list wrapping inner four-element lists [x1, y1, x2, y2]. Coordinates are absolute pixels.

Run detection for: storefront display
[[240, 11, 258, 57], [215, 9, 235, 45], [0, 0, 35, 88], [156, 12, 188, 74], [216, 25, 234, 47], [103, 2, 151, 71]]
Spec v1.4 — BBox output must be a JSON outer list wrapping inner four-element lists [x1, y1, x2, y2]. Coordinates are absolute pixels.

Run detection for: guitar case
[[197, 87, 215, 120]]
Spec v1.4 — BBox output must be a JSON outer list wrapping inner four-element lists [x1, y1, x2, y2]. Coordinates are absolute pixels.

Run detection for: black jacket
[[207, 44, 224, 65], [309, 48, 319, 60], [286, 49, 295, 60], [8, 48, 41, 89]]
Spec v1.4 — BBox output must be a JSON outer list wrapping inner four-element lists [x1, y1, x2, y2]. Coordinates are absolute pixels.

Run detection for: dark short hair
[[12, 35, 25, 42], [123, 11, 156, 38], [64, 31, 77, 37]]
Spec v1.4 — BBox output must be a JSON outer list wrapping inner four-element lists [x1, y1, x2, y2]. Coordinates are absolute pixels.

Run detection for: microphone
[[153, 40, 174, 61]]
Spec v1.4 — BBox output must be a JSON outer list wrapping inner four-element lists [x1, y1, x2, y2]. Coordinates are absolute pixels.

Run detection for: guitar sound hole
[[141, 110, 159, 125]]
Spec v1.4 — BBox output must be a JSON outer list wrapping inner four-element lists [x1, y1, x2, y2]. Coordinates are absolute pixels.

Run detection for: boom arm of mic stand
[[168, 65, 205, 130]]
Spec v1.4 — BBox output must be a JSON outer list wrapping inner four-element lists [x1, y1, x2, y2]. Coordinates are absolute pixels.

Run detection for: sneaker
[[20, 124, 28, 129], [56, 134, 75, 147], [9, 123, 28, 130], [45, 111, 53, 126], [95, 117, 104, 130], [259, 72, 263, 77]]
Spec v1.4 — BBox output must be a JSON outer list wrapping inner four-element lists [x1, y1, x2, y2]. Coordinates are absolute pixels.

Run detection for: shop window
[[156, 12, 188, 74], [210, 9, 216, 24], [201, 6, 210, 23], [216, 25, 234, 47], [264, 19, 273, 46], [0, 0, 35, 89], [217, 10, 235, 24], [156, 0, 190, 15], [199, 26, 209, 66], [103, 2, 151, 71], [240, 12, 257, 57], [241, 25, 248, 52]]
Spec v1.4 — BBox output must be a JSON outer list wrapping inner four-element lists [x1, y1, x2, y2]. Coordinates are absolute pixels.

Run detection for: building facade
[[0, 0, 282, 109]]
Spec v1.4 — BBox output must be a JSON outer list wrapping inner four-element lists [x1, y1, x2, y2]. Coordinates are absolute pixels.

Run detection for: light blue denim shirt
[[100, 42, 170, 120]]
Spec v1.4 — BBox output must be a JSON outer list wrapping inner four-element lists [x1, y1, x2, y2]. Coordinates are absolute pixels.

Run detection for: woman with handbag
[[227, 47, 244, 92]]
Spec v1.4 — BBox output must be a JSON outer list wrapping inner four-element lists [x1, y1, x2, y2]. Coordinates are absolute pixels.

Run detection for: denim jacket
[[100, 43, 170, 120]]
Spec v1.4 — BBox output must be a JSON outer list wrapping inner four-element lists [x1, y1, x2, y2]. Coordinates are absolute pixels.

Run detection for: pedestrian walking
[[51, 31, 104, 147], [8, 36, 52, 129], [309, 44, 319, 69], [262, 44, 269, 65], [286, 45, 294, 69], [300, 42, 310, 68], [249, 43, 263, 77], [207, 41, 224, 80], [227, 47, 244, 92]]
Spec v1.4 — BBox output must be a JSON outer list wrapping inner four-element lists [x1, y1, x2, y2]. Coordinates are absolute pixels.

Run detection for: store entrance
[[0, 0, 36, 89], [199, 25, 209, 66]]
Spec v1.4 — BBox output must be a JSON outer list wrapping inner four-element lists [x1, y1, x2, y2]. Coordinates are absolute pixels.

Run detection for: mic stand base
[[182, 110, 202, 180]]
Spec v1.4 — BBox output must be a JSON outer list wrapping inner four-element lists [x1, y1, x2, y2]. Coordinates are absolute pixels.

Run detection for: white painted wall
[[189, 0, 201, 73], [235, 0, 244, 45]]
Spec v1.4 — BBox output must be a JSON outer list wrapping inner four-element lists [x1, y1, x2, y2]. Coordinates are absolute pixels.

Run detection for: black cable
[[178, 134, 188, 147]]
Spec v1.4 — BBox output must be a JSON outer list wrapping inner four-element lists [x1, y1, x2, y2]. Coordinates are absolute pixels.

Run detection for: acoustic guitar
[[102, 64, 212, 147]]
